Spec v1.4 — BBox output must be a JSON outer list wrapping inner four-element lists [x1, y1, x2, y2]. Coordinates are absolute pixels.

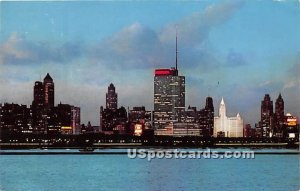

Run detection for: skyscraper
[[201, 97, 214, 136], [153, 31, 185, 134], [274, 93, 284, 136], [43, 73, 54, 107], [214, 98, 244, 137], [33, 81, 44, 108], [260, 94, 274, 137], [106, 83, 118, 111]]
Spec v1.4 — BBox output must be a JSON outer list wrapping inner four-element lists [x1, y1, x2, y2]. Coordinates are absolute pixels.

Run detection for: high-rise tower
[[274, 93, 284, 136], [205, 97, 214, 136], [214, 98, 243, 137], [106, 83, 118, 111], [260, 94, 274, 137], [153, 30, 185, 133], [33, 81, 44, 109], [275, 93, 284, 121], [43, 73, 54, 107]]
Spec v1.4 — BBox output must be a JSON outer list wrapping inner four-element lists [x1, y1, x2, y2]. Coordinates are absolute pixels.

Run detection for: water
[[0, 149, 299, 191]]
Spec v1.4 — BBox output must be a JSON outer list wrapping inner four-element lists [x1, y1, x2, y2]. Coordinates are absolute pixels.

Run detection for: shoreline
[[0, 142, 299, 150], [1, 150, 299, 155]]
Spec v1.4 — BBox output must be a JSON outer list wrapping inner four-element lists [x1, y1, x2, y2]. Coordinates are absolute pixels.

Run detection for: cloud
[[0, 33, 84, 65], [0, 0, 244, 73], [0, 33, 30, 64], [225, 49, 247, 67], [87, 1, 244, 72], [159, 0, 244, 46], [89, 23, 164, 70]]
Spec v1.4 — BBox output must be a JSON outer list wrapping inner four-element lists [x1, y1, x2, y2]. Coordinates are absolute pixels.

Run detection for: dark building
[[128, 106, 152, 135], [198, 97, 214, 137], [33, 81, 44, 108], [244, 124, 256, 137], [31, 73, 55, 134], [81, 121, 94, 134], [43, 73, 55, 108], [274, 93, 284, 137], [0, 103, 32, 135], [30, 74, 80, 135], [100, 106, 127, 134], [258, 94, 274, 137], [45, 107, 60, 135], [32, 81, 46, 134], [100, 83, 127, 134], [44, 103, 80, 135], [106, 83, 118, 111]]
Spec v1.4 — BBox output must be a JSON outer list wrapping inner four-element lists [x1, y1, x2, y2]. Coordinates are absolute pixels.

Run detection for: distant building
[[153, 68, 185, 134], [213, 98, 243, 137], [43, 73, 55, 108], [153, 32, 185, 135], [0, 103, 32, 134], [128, 106, 152, 135], [31, 73, 55, 134], [33, 81, 44, 108], [283, 113, 298, 139], [71, 107, 81, 134], [45, 103, 81, 135], [274, 93, 284, 137], [100, 83, 128, 134], [244, 124, 255, 137], [106, 83, 118, 111], [30, 74, 81, 135], [258, 94, 274, 137], [198, 97, 214, 137]]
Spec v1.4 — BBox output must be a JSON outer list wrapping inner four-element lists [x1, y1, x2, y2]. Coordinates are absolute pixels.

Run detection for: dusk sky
[[0, 0, 299, 126]]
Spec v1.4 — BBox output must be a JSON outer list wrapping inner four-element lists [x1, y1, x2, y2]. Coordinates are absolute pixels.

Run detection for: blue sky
[[0, 0, 299, 126]]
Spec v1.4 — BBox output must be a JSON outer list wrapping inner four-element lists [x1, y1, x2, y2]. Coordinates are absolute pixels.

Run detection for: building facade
[[258, 94, 274, 137], [213, 98, 243, 137], [0, 103, 32, 135], [128, 106, 152, 136], [43, 73, 55, 108], [153, 68, 185, 134], [100, 84, 127, 134], [274, 93, 284, 137], [106, 83, 118, 111]]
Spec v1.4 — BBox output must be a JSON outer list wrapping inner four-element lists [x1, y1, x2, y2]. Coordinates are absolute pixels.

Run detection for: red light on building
[[155, 69, 172, 76]]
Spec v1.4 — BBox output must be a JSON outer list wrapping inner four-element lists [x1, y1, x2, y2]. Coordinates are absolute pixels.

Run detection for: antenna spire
[[175, 26, 178, 71]]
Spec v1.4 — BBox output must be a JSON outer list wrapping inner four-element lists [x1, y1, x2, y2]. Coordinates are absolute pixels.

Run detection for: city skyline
[[0, 1, 299, 126]]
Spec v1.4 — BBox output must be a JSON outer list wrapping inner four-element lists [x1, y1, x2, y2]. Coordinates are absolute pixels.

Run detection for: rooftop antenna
[[175, 26, 178, 71]]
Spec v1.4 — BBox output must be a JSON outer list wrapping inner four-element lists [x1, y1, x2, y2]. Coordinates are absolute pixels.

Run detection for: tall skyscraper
[[106, 83, 118, 111], [214, 98, 244, 137], [204, 97, 214, 136], [153, 31, 185, 133], [33, 81, 44, 108], [260, 94, 274, 137], [274, 93, 284, 136], [43, 73, 54, 107]]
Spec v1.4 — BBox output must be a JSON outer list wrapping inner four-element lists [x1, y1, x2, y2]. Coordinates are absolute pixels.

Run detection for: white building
[[214, 98, 244, 137]]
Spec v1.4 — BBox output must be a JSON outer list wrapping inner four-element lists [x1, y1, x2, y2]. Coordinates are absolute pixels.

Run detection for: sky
[[0, 0, 299, 127]]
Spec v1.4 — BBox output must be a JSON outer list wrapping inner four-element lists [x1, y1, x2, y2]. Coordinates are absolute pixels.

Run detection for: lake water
[[0, 149, 299, 191]]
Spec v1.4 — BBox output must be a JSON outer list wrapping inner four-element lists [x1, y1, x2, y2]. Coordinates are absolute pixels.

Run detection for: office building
[[106, 83, 118, 111], [214, 98, 244, 137], [154, 32, 185, 135]]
